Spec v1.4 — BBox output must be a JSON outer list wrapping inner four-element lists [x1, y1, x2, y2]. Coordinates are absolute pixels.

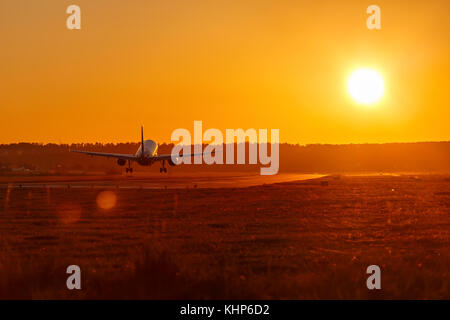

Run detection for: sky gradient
[[1, 0, 449, 144]]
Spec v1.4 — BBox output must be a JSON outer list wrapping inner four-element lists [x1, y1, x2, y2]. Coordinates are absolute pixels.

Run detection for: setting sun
[[348, 69, 385, 105]]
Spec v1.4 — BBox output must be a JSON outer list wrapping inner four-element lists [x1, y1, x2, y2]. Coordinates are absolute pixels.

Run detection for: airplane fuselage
[[135, 140, 158, 166]]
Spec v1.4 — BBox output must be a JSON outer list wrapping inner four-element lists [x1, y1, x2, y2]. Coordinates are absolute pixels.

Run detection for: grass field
[[0, 174, 449, 299]]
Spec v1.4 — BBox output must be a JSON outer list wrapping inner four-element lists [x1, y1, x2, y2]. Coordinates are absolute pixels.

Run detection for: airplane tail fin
[[141, 125, 144, 156]]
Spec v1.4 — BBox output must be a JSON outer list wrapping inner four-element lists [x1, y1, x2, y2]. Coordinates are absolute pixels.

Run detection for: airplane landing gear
[[126, 160, 133, 174], [160, 160, 167, 173]]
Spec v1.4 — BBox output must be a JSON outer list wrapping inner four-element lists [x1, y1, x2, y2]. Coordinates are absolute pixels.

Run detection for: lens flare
[[96, 191, 117, 210]]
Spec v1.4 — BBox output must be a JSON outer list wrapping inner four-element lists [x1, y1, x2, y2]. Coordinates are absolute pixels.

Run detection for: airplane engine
[[117, 159, 126, 166], [168, 158, 178, 166]]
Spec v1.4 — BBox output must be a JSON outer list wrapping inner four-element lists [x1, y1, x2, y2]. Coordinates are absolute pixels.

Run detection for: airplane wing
[[70, 150, 137, 161], [152, 152, 208, 161]]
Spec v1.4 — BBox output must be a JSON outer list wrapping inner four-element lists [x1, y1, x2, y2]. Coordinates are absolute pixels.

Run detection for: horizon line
[[1, 140, 450, 147]]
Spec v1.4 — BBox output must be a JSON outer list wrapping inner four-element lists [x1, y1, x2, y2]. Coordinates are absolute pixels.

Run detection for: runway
[[0, 173, 324, 190]]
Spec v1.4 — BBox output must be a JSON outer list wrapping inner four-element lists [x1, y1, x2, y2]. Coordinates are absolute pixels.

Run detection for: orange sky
[[0, 0, 449, 144]]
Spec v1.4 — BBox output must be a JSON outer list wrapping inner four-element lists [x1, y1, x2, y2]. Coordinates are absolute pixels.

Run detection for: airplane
[[71, 126, 204, 173]]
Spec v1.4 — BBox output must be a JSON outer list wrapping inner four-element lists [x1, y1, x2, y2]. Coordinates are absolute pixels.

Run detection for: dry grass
[[0, 174, 449, 299]]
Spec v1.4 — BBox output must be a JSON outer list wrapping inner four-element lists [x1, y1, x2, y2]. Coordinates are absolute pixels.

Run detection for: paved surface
[[0, 173, 324, 189]]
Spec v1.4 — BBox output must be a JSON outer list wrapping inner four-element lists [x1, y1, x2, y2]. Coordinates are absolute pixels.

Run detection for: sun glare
[[348, 69, 385, 105]]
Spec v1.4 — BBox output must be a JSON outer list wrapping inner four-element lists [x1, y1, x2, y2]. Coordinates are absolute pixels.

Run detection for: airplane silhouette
[[71, 126, 205, 173]]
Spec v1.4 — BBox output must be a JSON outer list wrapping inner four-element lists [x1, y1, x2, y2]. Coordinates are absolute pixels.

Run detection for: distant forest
[[0, 142, 449, 175]]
